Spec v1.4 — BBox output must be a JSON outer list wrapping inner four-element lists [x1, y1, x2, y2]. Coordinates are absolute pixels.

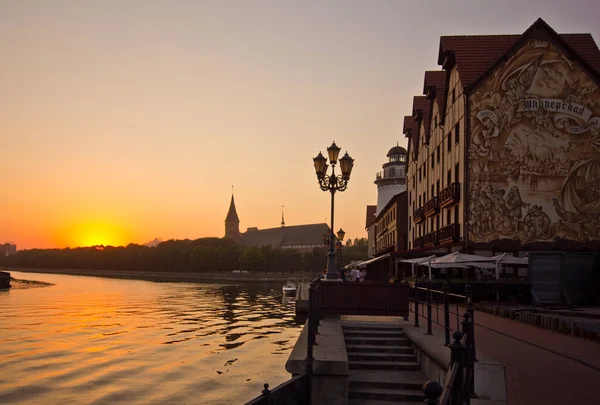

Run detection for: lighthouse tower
[[374, 144, 407, 214]]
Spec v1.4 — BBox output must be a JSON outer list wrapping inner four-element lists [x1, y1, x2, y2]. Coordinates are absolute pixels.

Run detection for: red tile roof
[[365, 205, 377, 228], [438, 32, 600, 90], [402, 116, 417, 137], [423, 70, 447, 125]]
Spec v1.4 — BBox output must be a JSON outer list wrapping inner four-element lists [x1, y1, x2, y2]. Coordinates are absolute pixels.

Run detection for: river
[[0, 271, 303, 405]]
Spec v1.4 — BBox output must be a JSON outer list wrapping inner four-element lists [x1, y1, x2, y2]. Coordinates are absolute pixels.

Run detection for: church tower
[[225, 194, 240, 240]]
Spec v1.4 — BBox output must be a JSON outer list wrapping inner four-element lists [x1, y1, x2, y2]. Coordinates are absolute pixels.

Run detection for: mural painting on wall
[[469, 39, 600, 244]]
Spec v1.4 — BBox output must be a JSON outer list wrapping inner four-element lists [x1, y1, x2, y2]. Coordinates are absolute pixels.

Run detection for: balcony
[[423, 197, 439, 217], [413, 208, 424, 224], [439, 182, 460, 208], [423, 231, 438, 247], [412, 236, 424, 249], [438, 223, 460, 244]]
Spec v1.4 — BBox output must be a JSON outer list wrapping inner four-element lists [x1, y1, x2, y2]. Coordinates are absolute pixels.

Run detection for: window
[[413, 177, 416, 188], [419, 167, 422, 182], [455, 163, 459, 183], [409, 191, 411, 204], [389, 167, 396, 177], [423, 164, 427, 178], [424, 191, 427, 202], [447, 170, 452, 185], [431, 184, 434, 197], [419, 196, 421, 206], [447, 208, 451, 225], [436, 180, 440, 196], [436, 146, 440, 163], [431, 154, 434, 169], [454, 205, 459, 224], [455, 122, 460, 144], [451, 89, 455, 104], [409, 220, 411, 231], [447, 135, 452, 152]]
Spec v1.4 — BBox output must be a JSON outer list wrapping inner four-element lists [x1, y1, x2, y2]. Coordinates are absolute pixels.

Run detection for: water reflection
[[0, 271, 302, 405]]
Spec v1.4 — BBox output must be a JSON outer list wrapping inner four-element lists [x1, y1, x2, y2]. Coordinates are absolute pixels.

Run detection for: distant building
[[241, 223, 331, 251], [224, 194, 331, 251], [375, 145, 407, 215], [365, 205, 377, 258], [1, 243, 17, 256], [365, 145, 408, 259]]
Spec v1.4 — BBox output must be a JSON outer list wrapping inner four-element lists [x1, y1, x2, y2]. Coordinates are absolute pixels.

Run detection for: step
[[349, 387, 425, 402], [348, 399, 422, 405], [343, 323, 405, 331], [348, 369, 426, 390], [344, 330, 407, 338], [346, 344, 414, 354], [349, 360, 420, 371], [345, 336, 410, 346], [348, 352, 417, 362]]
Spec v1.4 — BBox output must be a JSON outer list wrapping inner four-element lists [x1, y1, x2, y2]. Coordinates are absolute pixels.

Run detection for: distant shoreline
[[1, 267, 310, 284]]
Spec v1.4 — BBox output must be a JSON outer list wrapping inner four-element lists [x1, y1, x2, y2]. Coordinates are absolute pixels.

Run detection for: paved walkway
[[467, 309, 600, 405], [342, 311, 600, 404]]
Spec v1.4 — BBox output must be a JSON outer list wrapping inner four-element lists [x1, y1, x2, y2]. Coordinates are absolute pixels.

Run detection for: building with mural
[[404, 18, 600, 259]]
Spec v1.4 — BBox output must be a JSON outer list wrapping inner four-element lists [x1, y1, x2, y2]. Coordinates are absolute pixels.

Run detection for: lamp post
[[313, 142, 354, 280], [337, 228, 345, 280]]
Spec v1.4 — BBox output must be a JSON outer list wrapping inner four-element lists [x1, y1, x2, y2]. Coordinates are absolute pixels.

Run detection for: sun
[[64, 221, 127, 248]]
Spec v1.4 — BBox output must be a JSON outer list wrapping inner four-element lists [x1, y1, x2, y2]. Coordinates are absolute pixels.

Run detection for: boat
[[282, 280, 297, 296]]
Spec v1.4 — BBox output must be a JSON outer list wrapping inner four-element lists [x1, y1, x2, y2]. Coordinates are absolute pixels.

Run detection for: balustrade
[[424, 196, 439, 217], [439, 182, 460, 208], [413, 207, 425, 224], [438, 223, 460, 244]]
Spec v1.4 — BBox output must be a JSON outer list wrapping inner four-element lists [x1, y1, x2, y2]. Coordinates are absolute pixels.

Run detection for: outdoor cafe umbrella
[[399, 255, 436, 278], [428, 252, 497, 280]]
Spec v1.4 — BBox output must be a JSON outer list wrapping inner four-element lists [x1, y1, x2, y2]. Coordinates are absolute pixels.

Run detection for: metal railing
[[410, 284, 476, 404], [422, 311, 476, 405], [245, 277, 322, 405]]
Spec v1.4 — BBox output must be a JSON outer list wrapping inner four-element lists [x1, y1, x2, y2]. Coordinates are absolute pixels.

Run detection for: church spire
[[281, 205, 285, 227], [225, 188, 240, 240]]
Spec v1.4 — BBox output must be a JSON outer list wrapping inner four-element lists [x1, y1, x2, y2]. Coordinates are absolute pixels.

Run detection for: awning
[[399, 255, 436, 265], [354, 254, 390, 268]]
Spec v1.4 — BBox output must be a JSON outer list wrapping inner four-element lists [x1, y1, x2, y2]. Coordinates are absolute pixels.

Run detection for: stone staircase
[[343, 322, 427, 405]]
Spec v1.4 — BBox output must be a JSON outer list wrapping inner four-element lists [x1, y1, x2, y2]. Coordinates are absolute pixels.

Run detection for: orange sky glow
[[1, 1, 599, 249]]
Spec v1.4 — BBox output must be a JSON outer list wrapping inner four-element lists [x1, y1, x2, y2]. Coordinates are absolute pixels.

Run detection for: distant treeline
[[0, 237, 369, 273]]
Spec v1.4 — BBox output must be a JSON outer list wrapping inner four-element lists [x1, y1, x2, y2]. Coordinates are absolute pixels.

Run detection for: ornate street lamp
[[313, 142, 354, 280]]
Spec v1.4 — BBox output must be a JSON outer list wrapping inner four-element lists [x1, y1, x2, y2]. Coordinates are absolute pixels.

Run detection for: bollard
[[423, 380, 443, 405]]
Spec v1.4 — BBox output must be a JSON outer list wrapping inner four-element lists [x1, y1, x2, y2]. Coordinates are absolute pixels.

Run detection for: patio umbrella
[[399, 255, 436, 278]]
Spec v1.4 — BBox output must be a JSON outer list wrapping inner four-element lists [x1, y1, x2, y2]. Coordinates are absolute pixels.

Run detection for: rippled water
[[0, 271, 303, 405]]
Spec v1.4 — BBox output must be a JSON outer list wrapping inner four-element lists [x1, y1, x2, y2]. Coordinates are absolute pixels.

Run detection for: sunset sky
[[2, 0, 599, 249]]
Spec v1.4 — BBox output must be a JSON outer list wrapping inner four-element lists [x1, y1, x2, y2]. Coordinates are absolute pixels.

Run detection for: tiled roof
[[365, 205, 377, 228], [240, 223, 330, 248], [438, 32, 600, 90], [402, 116, 417, 137], [225, 195, 240, 223], [423, 71, 447, 120]]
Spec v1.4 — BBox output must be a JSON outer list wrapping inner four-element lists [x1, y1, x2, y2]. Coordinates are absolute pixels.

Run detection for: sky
[[2, 0, 600, 249]]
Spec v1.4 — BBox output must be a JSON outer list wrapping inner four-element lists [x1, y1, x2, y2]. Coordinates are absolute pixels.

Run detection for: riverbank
[[1, 267, 311, 284]]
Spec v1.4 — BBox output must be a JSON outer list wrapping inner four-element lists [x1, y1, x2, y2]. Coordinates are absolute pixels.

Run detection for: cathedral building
[[224, 194, 331, 251]]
